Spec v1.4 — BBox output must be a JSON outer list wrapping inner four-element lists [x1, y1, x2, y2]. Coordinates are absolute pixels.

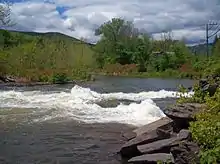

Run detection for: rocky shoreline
[[118, 78, 219, 164], [0, 75, 86, 87], [119, 103, 204, 164]]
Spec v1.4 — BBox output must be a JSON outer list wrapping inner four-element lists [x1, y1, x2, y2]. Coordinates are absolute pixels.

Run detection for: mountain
[[1, 30, 94, 45]]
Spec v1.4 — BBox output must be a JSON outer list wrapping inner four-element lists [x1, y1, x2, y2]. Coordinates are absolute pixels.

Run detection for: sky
[[3, 0, 220, 44]]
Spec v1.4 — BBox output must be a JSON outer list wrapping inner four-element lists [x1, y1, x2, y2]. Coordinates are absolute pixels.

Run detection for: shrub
[[179, 84, 220, 164], [102, 63, 138, 75], [52, 73, 69, 84]]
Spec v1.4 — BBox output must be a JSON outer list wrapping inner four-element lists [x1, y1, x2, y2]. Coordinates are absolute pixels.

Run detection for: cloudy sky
[[4, 0, 220, 44]]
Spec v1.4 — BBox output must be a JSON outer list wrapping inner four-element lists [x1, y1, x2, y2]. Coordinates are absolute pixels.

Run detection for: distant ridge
[[188, 43, 213, 55], [1, 29, 94, 46]]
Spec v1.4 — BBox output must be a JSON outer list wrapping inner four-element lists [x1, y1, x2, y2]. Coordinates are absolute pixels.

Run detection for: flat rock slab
[[133, 117, 173, 136], [163, 103, 206, 131], [122, 131, 137, 141], [138, 130, 191, 154], [163, 103, 205, 120], [120, 130, 159, 157], [120, 128, 171, 157], [120, 117, 174, 158], [128, 153, 174, 164]]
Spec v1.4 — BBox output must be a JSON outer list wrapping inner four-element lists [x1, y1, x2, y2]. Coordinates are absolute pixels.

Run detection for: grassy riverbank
[[93, 70, 202, 79]]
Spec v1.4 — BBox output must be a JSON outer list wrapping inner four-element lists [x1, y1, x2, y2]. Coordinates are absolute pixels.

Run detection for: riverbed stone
[[137, 130, 191, 154], [162, 103, 206, 131], [128, 153, 174, 164]]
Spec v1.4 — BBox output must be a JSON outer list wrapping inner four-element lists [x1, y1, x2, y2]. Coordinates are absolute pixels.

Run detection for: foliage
[[1, 17, 220, 82], [93, 18, 206, 78], [178, 78, 220, 163], [0, 30, 95, 81], [52, 73, 69, 84], [101, 63, 138, 75], [177, 83, 207, 104], [190, 90, 220, 164]]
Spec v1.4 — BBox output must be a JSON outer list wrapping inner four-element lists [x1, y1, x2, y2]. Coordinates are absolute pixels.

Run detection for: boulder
[[162, 103, 206, 131], [133, 117, 174, 136], [199, 78, 219, 97], [120, 128, 171, 158], [170, 141, 200, 164], [128, 153, 174, 164], [199, 79, 208, 88], [201, 83, 218, 97], [137, 130, 191, 154]]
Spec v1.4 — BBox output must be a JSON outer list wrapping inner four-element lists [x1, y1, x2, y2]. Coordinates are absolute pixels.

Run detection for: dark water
[[0, 76, 195, 164]]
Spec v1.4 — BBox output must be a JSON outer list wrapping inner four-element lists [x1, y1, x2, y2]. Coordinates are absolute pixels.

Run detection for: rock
[[120, 117, 174, 158], [128, 153, 174, 164], [137, 130, 191, 154], [0, 76, 6, 83], [199, 78, 219, 97], [97, 99, 136, 108], [162, 103, 206, 132], [171, 141, 200, 164], [122, 131, 137, 141], [5, 75, 16, 82], [177, 129, 191, 140], [120, 128, 171, 158], [202, 83, 218, 97], [0, 75, 16, 83], [133, 117, 174, 136], [187, 86, 193, 92], [199, 79, 208, 88]]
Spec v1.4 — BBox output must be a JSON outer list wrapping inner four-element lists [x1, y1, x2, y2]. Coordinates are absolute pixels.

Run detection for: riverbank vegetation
[[178, 77, 220, 163], [1, 3, 220, 82], [0, 30, 95, 82]]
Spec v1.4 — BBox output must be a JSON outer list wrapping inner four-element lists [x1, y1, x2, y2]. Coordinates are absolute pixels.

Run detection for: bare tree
[[0, 0, 13, 28], [159, 30, 174, 52]]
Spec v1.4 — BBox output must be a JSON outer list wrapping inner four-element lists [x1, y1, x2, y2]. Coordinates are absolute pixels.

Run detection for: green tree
[[132, 34, 152, 71], [94, 18, 152, 69]]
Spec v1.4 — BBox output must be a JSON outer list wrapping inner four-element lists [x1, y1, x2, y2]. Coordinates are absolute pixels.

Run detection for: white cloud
[[6, 0, 220, 43]]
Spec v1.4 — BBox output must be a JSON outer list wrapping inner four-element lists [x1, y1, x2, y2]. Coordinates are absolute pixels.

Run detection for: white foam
[[0, 85, 193, 126]]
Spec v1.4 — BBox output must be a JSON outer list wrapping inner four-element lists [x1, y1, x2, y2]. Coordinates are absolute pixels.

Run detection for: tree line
[[1, 1, 220, 80], [93, 18, 220, 78]]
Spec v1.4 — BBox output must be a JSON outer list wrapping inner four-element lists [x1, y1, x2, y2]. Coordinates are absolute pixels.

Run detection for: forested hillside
[[0, 30, 95, 82]]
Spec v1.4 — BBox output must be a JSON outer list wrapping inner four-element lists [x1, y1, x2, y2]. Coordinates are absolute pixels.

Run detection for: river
[[0, 76, 195, 164]]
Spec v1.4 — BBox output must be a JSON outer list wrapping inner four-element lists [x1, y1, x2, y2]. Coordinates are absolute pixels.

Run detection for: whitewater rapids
[[0, 85, 193, 126]]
